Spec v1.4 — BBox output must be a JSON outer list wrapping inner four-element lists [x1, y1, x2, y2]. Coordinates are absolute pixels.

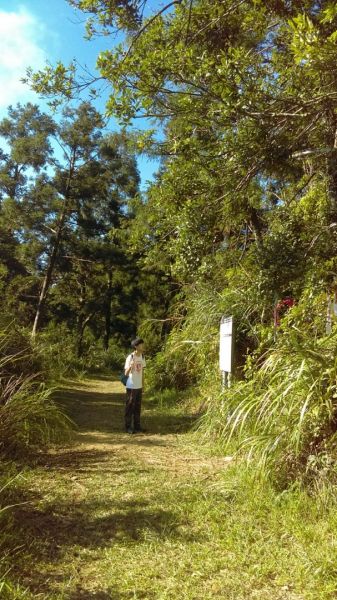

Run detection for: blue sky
[[0, 0, 159, 188]]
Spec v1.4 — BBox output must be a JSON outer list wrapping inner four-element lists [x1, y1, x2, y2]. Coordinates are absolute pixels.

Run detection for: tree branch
[[121, 1, 183, 64], [291, 147, 335, 159]]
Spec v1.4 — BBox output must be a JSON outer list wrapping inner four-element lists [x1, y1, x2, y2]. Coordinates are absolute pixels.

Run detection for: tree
[[0, 104, 55, 324], [29, 102, 104, 336], [28, 2, 337, 204], [0, 102, 140, 345]]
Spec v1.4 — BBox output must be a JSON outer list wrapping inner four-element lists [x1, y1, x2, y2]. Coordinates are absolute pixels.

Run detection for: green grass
[[1, 376, 337, 599]]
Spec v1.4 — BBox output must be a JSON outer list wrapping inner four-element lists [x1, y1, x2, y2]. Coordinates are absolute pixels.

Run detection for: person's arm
[[124, 354, 134, 376]]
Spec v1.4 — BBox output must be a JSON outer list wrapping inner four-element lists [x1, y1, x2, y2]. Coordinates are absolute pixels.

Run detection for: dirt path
[[54, 376, 230, 479], [14, 376, 234, 600], [10, 377, 308, 600]]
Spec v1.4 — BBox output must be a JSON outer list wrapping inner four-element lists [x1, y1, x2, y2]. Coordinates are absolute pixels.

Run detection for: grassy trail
[[8, 377, 335, 599]]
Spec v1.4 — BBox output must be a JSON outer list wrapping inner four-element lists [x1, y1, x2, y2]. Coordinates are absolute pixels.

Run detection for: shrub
[[82, 340, 126, 373], [0, 329, 73, 457], [198, 321, 337, 486], [34, 323, 83, 380], [0, 376, 72, 456], [0, 324, 42, 380], [34, 322, 127, 379]]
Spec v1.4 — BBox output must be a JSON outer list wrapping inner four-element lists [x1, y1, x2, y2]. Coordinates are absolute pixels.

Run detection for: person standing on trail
[[124, 337, 146, 434]]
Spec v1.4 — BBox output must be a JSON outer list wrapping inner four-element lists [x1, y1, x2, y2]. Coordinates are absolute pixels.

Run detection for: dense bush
[[197, 294, 337, 487], [0, 325, 42, 380], [34, 322, 127, 380], [0, 327, 73, 457]]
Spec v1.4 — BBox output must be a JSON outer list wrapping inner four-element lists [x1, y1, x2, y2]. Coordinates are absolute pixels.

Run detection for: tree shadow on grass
[[8, 378, 201, 598], [54, 387, 126, 433], [16, 446, 120, 473], [53, 378, 198, 436], [31, 446, 152, 477], [10, 491, 196, 596], [13, 496, 193, 551], [86, 372, 121, 382], [142, 411, 197, 435]]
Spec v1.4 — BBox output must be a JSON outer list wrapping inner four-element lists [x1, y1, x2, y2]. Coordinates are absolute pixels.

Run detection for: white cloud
[[0, 8, 47, 111]]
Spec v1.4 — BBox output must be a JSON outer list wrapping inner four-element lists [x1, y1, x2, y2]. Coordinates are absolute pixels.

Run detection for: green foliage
[[75, 337, 126, 372], [34, 322, 127, 379], [0, 327, 73, 457], [146, 286, 219, 391], [0, 101, 142, 348], [0, 377, 72, 456], [198, 301, 337, 486], [34, 323, 84, 379], [68, 0, 142, 36]]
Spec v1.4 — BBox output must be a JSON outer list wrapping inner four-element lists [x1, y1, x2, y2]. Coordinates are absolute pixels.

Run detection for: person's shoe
[[134, 427, 146, 434], [126, 427, 134, 434]]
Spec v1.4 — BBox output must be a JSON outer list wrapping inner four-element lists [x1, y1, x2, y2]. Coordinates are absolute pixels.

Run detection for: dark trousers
[[125, 388, 142, 430]]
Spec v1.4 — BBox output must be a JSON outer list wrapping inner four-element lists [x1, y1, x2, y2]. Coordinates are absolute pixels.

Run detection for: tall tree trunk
[[32, 159, 74, 338], [104, 268, 113, 350], [31, 204, 68, 337], [77, 312, 95, 357]]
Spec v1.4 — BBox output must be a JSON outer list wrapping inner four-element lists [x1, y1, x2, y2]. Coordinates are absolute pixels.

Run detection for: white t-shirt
[[124, 352, 146, 389]]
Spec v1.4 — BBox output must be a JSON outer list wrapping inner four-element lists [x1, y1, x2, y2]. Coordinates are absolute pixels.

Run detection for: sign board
[[219, 316, 234, 373]]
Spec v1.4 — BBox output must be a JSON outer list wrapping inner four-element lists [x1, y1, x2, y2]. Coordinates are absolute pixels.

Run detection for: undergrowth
[[197, 322, 337, 488]]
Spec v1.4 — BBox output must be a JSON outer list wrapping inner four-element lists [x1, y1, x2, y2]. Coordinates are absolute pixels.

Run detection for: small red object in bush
[[274, 297, 295, 327]]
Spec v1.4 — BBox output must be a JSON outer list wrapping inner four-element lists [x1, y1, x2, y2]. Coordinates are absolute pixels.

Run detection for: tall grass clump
[[0, 375, 72, 456], [0, 325, 73, 596], [199, 319, 337, 487], [0, 327, 73, 457]]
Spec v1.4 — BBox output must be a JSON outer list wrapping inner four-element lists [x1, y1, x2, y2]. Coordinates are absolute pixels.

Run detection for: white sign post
[[219, 316, 234, 388]]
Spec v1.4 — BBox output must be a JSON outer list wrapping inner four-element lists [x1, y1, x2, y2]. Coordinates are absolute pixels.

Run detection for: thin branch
[[211, 158, 266, 208], [42, 224, 57, 235], [121, 1, 183, 64], [82, 311, 96, 328], [187, 0, 246, 45], [245, 109, 310, 118], [238, 223, 249, 262], [286, 172, 316, 207], [304, 223, 337, 257], [143, 315, 184, 324], [288, 113, 321, 149], [0, 501, 32, 514], [62, 255, 96, 263]]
